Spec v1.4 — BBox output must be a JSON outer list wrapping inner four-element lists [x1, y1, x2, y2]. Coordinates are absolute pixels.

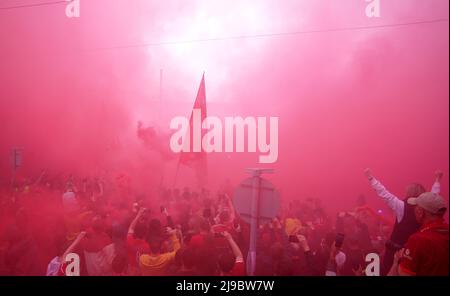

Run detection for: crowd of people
[[0, 169, 447, 276]]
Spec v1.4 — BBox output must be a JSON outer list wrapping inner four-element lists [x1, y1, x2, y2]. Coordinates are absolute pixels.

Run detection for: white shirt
[[370, 178, 440, 223]]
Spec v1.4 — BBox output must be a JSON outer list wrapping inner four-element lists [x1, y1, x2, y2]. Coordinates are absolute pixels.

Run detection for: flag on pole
[[176, 73, 208, 187]]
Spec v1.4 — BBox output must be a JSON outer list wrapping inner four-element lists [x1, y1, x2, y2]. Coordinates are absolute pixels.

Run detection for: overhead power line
[[84, 18, 448, 52], [0, 1, 66, 10]]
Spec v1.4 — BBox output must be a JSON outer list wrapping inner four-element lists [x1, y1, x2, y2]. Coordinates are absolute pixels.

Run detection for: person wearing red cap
[[388, 192, 448, 276]]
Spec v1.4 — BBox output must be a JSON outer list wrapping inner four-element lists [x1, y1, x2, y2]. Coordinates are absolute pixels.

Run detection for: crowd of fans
[[0, 169, 447, 276]]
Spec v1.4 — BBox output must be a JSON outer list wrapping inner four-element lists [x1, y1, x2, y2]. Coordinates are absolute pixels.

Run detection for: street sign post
[[11, 148, 23, 188], [233, 168, 279, 276]]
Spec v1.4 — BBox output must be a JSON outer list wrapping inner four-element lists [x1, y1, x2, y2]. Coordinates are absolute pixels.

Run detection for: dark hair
[[147, 236, 162, 254], [405, 183, 426, 199], [148, 219, 162, 238], [199, 218, 211, 232], [219, 211, 230, 224], [134, 222, 148, 240]]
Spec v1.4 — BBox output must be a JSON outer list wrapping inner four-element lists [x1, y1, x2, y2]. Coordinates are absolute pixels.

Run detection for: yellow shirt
[[139, 234, 180, 276]]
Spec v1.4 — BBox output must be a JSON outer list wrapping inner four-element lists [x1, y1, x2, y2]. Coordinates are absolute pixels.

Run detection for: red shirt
[[229, 260, 246, 276], [189, 234, 206, 248], [222, 260, 246, 276], [400, 219, 449, 276], [126, 234, 149, 267]]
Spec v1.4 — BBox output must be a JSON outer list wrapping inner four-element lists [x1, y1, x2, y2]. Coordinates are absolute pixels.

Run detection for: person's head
[[218, 251, 236, 274], [199, 218, 211, 233], [405, 183, 426, 199], [219, 210, 230, 224], [91, 215, 105, 233], [147, 236, 162, 254], [408, 192, 447, 225], [148, 219, 162, 238], [134, 222, 148, 240]]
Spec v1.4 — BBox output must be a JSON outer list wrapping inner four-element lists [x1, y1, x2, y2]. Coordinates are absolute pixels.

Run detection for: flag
[[176, 73, 208, 187]]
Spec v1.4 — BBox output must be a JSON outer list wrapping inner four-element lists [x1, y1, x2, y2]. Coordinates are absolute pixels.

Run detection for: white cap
[[407, 192, 447, 215]]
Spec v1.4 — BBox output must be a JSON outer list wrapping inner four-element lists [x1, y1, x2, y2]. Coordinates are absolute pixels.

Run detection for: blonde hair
[[405, 183, 426, 199]]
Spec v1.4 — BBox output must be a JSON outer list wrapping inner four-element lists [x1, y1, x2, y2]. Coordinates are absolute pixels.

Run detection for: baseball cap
[[407, 192, 447, 215]]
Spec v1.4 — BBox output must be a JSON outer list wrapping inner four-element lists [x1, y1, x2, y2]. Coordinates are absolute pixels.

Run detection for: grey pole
[[245, 168, 274, 276]]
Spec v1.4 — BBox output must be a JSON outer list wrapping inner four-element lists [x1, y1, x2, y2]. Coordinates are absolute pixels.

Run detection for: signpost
[[11, 148, 23, 188], [233, 168, 280, 276]]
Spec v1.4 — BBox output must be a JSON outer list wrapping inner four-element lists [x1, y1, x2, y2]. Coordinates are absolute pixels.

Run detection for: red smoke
[[0, 0, 448, 214]]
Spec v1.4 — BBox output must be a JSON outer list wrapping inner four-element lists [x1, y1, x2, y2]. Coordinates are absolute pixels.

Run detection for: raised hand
[[222, 231, 232, 240], [296, 234, 310, 252], [364, 168, 374, 181]]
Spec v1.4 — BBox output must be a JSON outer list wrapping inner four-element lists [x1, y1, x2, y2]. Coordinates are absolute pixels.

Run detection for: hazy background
[[0, 0, 448, 213]]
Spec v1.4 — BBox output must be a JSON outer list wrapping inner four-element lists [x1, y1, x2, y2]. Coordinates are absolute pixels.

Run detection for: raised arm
[[162, 207, 175, 229], [225, 194, 236, 222], [364, 169, 404, 223], [166, 227, 182, 253], [62, 231, 86, 261], [223, 231, 243, 262], [128, 207, 146, 235]]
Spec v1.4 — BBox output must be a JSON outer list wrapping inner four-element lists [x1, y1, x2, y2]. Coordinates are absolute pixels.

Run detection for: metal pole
[[246, 172, 260, 276], [245, 168, 273, 276], [10, 148, 18, 190]]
